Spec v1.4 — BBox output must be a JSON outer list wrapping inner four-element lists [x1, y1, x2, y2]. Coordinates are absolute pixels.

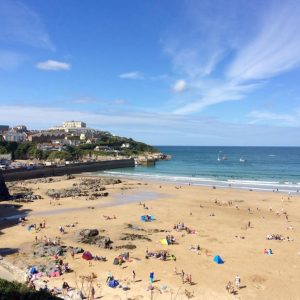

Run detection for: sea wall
[[2, 159, 134, 182]]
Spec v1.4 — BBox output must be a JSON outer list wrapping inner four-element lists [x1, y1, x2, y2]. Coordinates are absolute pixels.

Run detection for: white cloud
[[36, 60, 71, 71], [0, 105, 299, 145], [112, 99, 126, 105], [172, 80, 187, 93], [0, 0, 55, 50], [119, 71, 144, 80], [71, 97, 96, 104], [247, 110, 298, 126], [166, 2, 300, 114]]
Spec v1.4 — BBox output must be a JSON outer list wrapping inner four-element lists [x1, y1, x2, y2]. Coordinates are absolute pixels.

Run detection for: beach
[[0, 175, 300, 299]]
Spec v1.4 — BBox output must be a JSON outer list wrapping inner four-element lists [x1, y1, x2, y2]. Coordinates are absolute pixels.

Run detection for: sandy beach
[[0, 175, 300, 299]]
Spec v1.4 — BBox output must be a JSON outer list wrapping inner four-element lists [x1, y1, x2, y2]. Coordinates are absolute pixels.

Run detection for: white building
[[13, 125, 27, 132], [121, 143, 130, 148], [4, 130, 26, 142], [63, 121, 86, 129]]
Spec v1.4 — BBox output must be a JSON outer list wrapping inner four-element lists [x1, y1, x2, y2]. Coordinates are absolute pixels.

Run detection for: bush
[[0, 278, 59, 299]]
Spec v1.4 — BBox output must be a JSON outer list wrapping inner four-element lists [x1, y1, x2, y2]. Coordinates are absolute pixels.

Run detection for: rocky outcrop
[[33, 243, 84, 258], [0, 172, 10, 200], [75, 229, 113, 249]]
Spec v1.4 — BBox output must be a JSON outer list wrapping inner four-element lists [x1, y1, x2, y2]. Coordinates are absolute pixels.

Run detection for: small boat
[[217, 152, 228, 161], [239, 158, 246, 163]]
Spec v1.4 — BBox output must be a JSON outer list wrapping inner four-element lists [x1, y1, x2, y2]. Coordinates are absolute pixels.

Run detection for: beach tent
[[82, 251, 93, 261], [108, 279, 119, 288], [140, 215, 156, 222], [161, 239, 169, 245], [29, 266, 38, 274], [213, 255, 224, 264]]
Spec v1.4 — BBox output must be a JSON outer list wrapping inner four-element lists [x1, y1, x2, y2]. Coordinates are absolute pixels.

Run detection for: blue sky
[[1, 0, 300, 146]]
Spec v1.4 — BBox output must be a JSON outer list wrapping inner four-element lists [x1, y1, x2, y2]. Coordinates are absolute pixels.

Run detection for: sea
[[100, 146, 300, 194]]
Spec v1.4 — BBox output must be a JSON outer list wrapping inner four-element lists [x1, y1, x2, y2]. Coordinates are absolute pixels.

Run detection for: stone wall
[[2, 159, 134, 182]]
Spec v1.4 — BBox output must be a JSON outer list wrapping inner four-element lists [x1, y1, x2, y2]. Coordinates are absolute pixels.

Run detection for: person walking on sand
[[90, 286, 95, 300], [132, 270, 136, 282], [181, 270, 185, 283], [71, 248, 75, 259], [235, 275, 241, 289]]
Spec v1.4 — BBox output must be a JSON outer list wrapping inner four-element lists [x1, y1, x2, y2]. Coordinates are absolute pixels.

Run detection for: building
[[4, 130, 27, 142], [28, 132, 65, 143], [13, 125, 27, 132], [0, 125, 9, 134], [63, 121, 86, 129], [121, 143, 130, 148]]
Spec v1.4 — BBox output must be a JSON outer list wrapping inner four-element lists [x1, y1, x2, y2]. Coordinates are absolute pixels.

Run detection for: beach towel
[[161, 239, 169, 245], [140, 215, 156, 222], [213, 255, 224, 264]]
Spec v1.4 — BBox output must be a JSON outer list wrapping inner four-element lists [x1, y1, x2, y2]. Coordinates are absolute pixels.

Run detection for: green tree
[[0, 146, 8, 154]]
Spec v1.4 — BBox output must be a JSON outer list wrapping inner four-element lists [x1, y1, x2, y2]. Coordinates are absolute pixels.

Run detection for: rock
[[71, 247, 84, 254], [75, 229, 113, 248], [33, 243, 68, 258], [79, 229, 99, 237], [0, 173, 10, 200]]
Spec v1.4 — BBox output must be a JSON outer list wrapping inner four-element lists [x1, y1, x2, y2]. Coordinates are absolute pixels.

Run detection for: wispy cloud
[[227, 3, 300, 81], [248, 110, 299, 126], [0, 51, 26, 70], [0, 105, 299, 145], [119, 71, 144, 80], [70, 97, 127, 106], [172, 79, 187, 93], [36, 60, 71, 71], [165, 1, 300, 114], [0, 0, 55, 50]]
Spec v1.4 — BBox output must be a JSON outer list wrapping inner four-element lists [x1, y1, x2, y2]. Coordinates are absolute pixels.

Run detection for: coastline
[[0, 174, 300, 299], [99, 170, 300, 194]]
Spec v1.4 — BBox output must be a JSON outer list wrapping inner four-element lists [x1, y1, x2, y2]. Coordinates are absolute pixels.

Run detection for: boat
[[239, 158, 246, 163], [217, 152, 228, 161]]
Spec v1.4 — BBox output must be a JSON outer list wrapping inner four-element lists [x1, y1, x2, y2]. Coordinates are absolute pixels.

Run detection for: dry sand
[[0, 175, 300, 299]]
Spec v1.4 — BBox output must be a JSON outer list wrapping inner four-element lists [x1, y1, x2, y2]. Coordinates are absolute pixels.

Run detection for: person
[[106, 271, 113, 283], [71, 248, 75, 259], [132, 270, 136, 282], [150, 272, 154, 284], [235, 275, 241, 289], [181, 270, 185, 283], [42, 220, 46, 228], [62, 282, 70, 295], [90, 286, 95, 300], [35, 236, 38, 244]]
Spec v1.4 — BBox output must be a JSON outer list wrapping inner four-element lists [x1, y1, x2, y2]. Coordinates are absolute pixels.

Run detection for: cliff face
[[0, 172, 10, 200]]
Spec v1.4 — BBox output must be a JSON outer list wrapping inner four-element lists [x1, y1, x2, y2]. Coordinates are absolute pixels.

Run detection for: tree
[[0, 146, 8, 154], [48, 151, 72, 161]]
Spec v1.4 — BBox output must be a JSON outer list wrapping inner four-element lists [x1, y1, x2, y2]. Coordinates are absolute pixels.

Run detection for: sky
[[0, 0, 300, 146]]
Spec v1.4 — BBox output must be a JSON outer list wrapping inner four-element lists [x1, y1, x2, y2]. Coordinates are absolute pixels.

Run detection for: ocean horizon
[[100, 146, 300, 194]]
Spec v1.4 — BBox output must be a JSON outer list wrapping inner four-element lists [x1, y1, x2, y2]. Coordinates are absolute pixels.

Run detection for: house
[[0, 125, 9, 134], [28, 132, 65, 143], [121, 143, 130, 148], [4, 130, 27, 142]]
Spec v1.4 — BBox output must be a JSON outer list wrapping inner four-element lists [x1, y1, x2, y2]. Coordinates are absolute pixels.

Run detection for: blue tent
[[108, 280, 119, 288], [213, 255, 224, 264]]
